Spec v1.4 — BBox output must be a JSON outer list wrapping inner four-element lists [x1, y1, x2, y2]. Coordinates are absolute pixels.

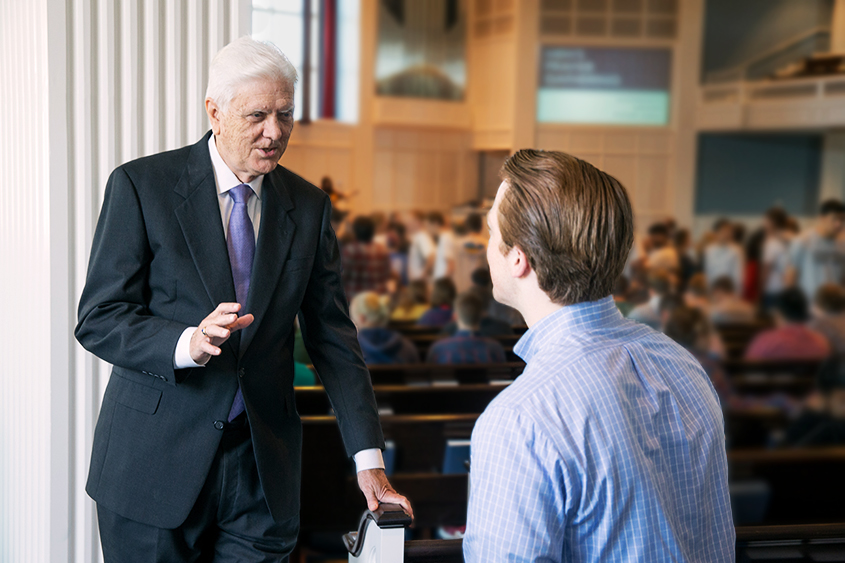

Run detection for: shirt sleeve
[[464, 406, 567, 563], [353, 448, 385, 472], [173, 326, 205, 369]]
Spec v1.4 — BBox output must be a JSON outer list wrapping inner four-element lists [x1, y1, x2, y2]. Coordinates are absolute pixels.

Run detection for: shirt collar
[[208, 135, 263, 199], [514, 296, 625, 363]]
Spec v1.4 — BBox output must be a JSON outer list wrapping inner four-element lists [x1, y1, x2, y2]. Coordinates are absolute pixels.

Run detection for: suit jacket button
[[238, 368, 245, 378], [214, 420, 225, 430]]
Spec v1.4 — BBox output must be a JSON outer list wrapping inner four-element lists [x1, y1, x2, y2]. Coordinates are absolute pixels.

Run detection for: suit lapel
[[238, 169, 296, 357], [173, 133, 240, 356]]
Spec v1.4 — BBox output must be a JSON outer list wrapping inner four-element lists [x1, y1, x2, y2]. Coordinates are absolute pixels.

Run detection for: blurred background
[[3, 0, 845, 561]]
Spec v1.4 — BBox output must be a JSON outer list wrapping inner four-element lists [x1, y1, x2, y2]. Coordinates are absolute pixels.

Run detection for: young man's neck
[[515, 292, 564, 327]]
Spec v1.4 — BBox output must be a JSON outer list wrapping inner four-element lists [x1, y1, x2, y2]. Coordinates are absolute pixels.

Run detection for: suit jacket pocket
[[111, 369, 163, 414]]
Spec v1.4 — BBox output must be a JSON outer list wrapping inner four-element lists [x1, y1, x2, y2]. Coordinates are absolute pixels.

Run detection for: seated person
[[745, 288, 831, 361], [390, 280, 429, 322], [709, 275, 756, 325], [427, 291, 507, 364], [440, 286, 514, 337], [350, 292, 419, 364], [417, 277, 457, 327], [782, 360, 845, 446], [810, 283, 845, 357], [627, 268, 673, 330]]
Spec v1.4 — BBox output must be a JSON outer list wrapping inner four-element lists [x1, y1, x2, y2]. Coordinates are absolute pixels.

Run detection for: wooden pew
[[296, 383, 509, 416], [715, 320, 772, 359], [397, 524, 845, 563], [722, 359, 821, 396], [364, 362, 525, 386], [407, 333, 523, 361], [725, 407, 789, 449], [299, 413, 478, 533], [728, 447, 845, 524]]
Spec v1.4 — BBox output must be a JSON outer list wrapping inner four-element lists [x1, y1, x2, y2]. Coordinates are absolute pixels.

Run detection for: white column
[[0, 2, 252, 562], [0, 1, 52, 562]]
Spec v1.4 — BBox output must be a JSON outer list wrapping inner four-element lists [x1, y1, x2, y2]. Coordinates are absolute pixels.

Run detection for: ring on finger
[[201, 327, 208, 337]]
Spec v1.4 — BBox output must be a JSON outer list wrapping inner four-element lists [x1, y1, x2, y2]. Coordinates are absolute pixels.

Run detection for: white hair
[[205, 36, 298, 111], [350, 292, 392, 328]]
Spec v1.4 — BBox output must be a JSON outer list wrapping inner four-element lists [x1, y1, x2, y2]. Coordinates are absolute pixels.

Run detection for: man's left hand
[[357, 469, 414, 520]]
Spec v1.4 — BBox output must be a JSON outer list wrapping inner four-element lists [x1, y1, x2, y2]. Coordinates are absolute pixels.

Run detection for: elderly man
[[75, 37, 410, 562], [464, 150, 734, 562]]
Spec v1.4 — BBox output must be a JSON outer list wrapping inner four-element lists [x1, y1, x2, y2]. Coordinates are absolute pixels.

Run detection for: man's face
[[486, 182, 515, 307], [206, 78, 295, 183]]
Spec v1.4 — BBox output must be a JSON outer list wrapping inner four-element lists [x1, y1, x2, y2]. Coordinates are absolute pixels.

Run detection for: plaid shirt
[[426, 330, 506, 364], [464, 297, 734, 562], [341, 241, 391, 298]]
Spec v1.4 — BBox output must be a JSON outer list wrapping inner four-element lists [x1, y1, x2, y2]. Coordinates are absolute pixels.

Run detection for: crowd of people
[[326, 194, 845, 447], [615, 199, 845, 361], [328, 204, 522, 367]]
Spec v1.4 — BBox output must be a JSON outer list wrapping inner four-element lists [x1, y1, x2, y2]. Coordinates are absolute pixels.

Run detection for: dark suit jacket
[[75, 132, 384, 529]]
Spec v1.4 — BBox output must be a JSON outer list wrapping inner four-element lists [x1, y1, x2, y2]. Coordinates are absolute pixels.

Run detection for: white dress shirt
[[173, 135, 384, 472]]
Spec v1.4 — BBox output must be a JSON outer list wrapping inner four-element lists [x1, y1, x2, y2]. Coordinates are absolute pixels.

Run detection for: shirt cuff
[[173, 327, 205, 369], [353, 448, 385, 472]]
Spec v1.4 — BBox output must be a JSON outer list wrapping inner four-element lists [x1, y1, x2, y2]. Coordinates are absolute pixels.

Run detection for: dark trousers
[[98, 419, 298, 563]]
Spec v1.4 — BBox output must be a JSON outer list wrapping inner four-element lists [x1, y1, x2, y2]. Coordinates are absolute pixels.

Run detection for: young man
[[787, 199, 845, 299], [464, 150, 733, 562]]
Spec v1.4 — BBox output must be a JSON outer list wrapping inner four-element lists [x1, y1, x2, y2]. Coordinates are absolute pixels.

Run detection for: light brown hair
[[498, 149, 634, 305]]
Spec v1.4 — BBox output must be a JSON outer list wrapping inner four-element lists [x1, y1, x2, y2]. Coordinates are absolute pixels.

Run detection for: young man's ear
[[509, 245, 531, 279]]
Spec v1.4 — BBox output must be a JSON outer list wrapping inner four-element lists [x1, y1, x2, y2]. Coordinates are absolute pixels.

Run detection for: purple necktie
[[227, 183, 255, 421]]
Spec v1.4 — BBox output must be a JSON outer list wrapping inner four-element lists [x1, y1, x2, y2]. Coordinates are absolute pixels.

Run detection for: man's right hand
[[190, 303, 254, 365]]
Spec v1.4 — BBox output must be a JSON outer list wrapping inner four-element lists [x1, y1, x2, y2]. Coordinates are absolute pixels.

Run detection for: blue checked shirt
[[464, 297, 734, 562]]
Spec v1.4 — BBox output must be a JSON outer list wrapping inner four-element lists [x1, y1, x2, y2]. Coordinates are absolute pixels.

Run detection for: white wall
[[0, 1, 249, 561]]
